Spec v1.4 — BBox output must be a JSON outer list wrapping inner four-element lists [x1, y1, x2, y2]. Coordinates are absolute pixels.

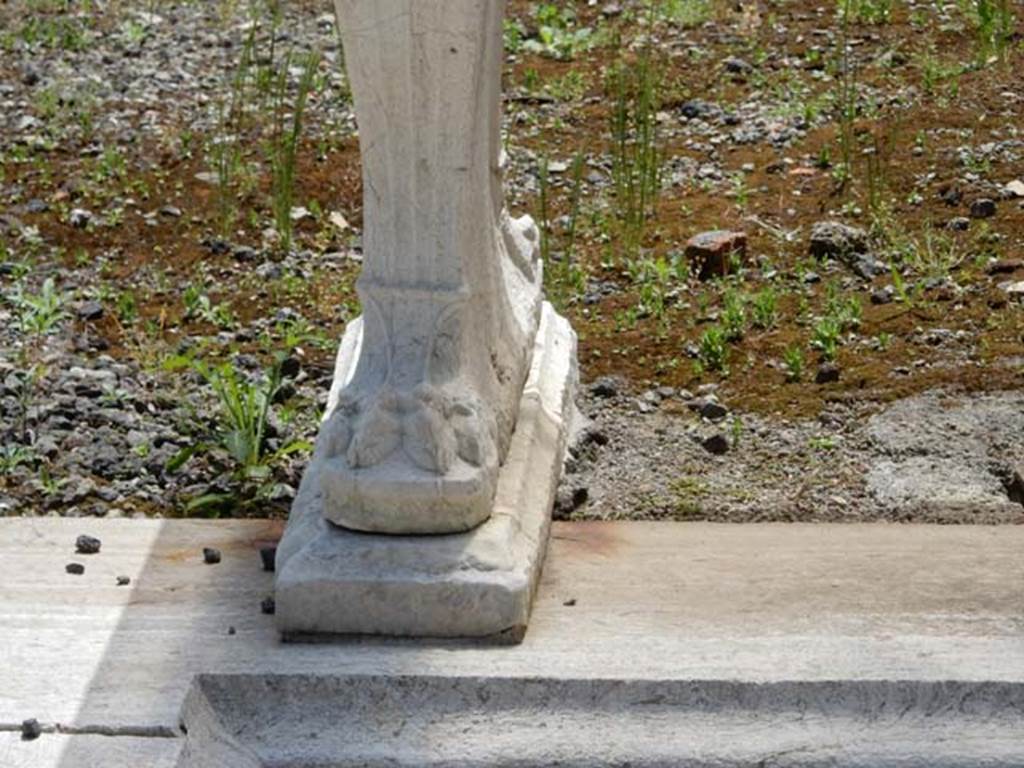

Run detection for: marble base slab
[[274, 302, 577, 640]]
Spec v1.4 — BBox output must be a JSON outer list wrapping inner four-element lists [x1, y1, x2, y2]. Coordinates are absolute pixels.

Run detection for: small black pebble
[[116, 575, 131, 586], [702, 433, 730, 455], [75, 534, 101, 555], [66, 563, 85, 575], [259, 546, 277, 572], [228, 626, 236, 636], [261, 597, 276, 615], [21, 718, 42, 741], [563, 598, 577, 607], [816, 363, 841, 384], [203, 547, 222, 565]]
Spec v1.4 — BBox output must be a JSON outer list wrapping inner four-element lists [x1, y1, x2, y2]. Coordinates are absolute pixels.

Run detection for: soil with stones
[[1, 0, 1022, 522], [557, 384, 1024, 523]]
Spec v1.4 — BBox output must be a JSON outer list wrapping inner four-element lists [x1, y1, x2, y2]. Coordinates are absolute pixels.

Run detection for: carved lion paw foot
[[323, 384, 499, 475]]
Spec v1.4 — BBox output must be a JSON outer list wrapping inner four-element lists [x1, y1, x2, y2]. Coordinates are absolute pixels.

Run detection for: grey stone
[[689, 395, 729, 421], [589, 376, 622, 398], [724, 56, 753, 74], [69, 208, 93, 229], [177, 674, 1024, 768], [809, 221, 868, 261], [77, 301, 104, 321], [970, 198, 997, 219], [870, 286, 895, 305]]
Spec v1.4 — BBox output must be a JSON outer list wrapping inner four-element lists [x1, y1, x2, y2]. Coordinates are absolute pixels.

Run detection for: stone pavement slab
[[2, 518, 1022, 766]]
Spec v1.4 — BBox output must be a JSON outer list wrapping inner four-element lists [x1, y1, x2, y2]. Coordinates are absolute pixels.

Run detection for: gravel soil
[[558, 383, 1024, 523], [1, 0, 1022, 521]]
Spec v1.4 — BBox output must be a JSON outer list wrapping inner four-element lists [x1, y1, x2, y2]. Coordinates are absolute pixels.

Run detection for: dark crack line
[[0, 722, 178, 738]]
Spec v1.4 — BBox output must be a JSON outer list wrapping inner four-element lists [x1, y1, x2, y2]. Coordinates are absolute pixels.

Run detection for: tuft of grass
[[783, 345, 805, 382], [164, 353, 312, 514], [607, 45, 662, 263], [751, 287, 779, 330], [267, 50, 321, 254]]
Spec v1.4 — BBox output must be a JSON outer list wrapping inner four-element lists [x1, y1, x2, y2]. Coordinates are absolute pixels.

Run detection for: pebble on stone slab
[[260, 546, 277, 573], [261, 597, 276, 615], [66, 563, 85, 575], [21, 718, 42, 741], [203, 547, 222, 565], [75, 534, 102, 555], [116, 575, 131, 586]]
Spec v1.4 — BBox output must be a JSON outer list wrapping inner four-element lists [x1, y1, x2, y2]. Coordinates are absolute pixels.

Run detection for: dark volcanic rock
[[702, 433, 730, 455], [203, 547, 222, 565], [816, 363, 841, 384], [970, 198, 997, 219]]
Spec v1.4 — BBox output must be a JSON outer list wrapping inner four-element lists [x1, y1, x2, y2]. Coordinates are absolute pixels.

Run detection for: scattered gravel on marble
[[116, 575, 131, 586], [261, 597, 276, 615], [75, 534, 102, 554], [65, 563, 85, 575], [203, 547, 222, 565]]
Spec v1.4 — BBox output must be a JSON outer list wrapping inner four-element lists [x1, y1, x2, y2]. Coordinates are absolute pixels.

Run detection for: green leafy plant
[[12, 277, 67, 335], [697, 325, 729, 374], [658, 0, 712, 27], [0, 444, 35, 476], [751, 287, 779, 330], [166, 354, 312, 514], [962, 0, 1016, 62], [524, 4, 595, 60], [183, 284, 236, 329], [783, 344, 805, 382], [811, 316, 843, 362], [721, 290, 747, 342]]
